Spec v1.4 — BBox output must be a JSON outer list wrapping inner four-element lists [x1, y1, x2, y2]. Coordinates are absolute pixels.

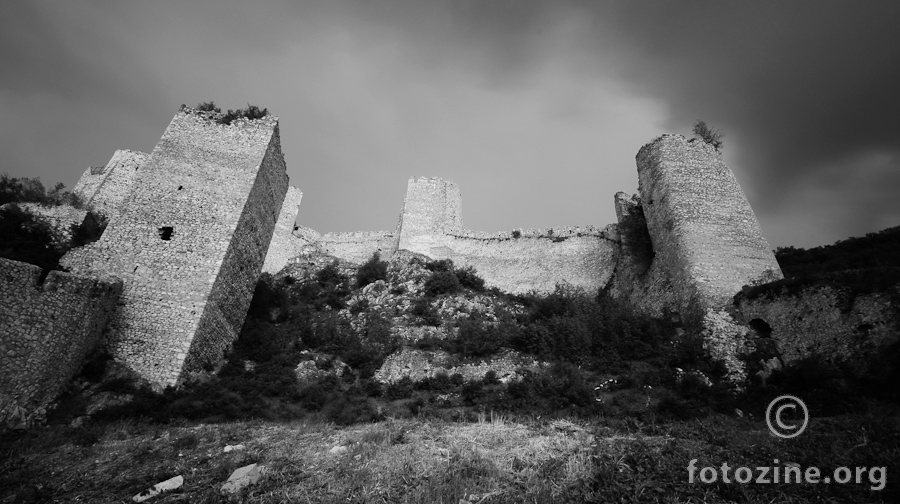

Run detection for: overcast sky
[[2, 1, 898, 249]]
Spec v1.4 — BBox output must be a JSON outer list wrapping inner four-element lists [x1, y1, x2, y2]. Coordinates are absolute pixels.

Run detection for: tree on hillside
[[692, 120, 724, 151]]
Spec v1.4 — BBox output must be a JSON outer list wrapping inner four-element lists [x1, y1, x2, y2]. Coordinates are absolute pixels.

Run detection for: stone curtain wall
[[73, 149, 148, 219], [318, 231, 398, 264], [261, 186, 303, 274], [636, 135, 782, 316], [736, 285, 900, 373], [62, 111, 288, 387], [388, 176, 616, 294], [437, 229, 617, 294], [0, 257, 122, 429]]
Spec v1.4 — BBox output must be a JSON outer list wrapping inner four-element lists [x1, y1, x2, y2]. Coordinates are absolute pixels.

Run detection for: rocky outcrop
[[374, 348, 542, 384], [736, 282, 900, 373]]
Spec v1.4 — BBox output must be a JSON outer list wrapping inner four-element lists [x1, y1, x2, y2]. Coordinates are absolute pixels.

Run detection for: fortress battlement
[[1, 109, 783, 403]]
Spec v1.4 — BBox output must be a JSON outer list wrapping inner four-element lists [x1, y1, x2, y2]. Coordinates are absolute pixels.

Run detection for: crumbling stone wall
[[0, 257, 122, 429], [736, 284, 900, 373], [318, 231, 398, 264], [633, 135, 782, 317], [435, 228, 617, 294], [73, 149, 148, 220], [261, 186, 303, 274], [62, 110, 288, 387], [608, 192, 678, 316]]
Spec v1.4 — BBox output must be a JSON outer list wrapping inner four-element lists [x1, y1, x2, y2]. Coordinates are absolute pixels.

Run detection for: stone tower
[[395, 177, 463, 256], [635, 134, 782, 316], [62, 109, 289, 387]]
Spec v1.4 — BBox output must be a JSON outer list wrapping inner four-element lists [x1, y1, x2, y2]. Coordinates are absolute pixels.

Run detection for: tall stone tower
[[395, 177, 463, 256], [62, 109, 289, 387], [635, 134, 782, 316]]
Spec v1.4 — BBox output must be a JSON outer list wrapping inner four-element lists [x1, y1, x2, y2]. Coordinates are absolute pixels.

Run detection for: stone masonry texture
[[0, 257, 122, 429], [62, 109, 288, 387], [262, 185, 303, 274], [73, 149, 148, 220], [634, 135, 783, 316]]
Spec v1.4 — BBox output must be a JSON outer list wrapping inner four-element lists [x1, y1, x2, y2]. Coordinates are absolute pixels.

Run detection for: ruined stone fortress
[[0, 106, 784, 428]]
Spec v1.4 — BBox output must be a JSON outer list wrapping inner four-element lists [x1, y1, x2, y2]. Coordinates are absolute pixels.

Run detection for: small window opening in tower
[[158, 226, 174, 240]]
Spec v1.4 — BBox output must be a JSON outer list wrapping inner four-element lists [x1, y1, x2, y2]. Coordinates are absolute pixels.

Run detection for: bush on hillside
[[455, 265, 486, 291], [0, 174, 83, 208], [357, 251, 388, 288], [0, 205, 61, 270], [424, 270, 460, 296]]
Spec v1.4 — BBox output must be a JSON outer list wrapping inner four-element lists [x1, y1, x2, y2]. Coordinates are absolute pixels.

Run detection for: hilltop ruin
[[1, 106, 787, 428]]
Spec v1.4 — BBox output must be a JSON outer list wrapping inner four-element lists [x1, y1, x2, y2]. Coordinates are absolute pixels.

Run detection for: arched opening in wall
[[748, 318, 772, 338], [158, 226, 174, 241]]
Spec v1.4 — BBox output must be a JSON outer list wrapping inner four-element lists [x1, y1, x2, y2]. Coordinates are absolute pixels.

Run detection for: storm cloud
[[2, 0, 897, 248]]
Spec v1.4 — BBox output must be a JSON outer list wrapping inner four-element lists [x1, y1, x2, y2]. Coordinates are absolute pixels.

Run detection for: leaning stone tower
[[62, 109, 289, 387], [635, 134, 782, 317]]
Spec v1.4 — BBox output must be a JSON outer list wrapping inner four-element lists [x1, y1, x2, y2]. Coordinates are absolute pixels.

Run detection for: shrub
[[357, 252, 388, 288], [0, 205, 63, 270], [692, 120, 724, 150], [424, 270, 460, 296], [292, 261, 350, 310], [385, 377, 415, 400], [461, 380, 484, 404], [449, 318, 505, 358], [195, 101, 221, 113], [455, 266, 486, 291], [425, 259, 454, 272], [360, 378, 383, 397], [410, 297, 442, 326], [218, 104, 269, 125], [0, 174, 83, 207], [349, 298, 370, 315]]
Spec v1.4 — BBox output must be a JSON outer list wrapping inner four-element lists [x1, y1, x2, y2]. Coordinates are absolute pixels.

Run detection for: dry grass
[[1, 412, 898, 503]]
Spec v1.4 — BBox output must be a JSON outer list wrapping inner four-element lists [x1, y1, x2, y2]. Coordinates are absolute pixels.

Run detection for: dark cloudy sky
[[2, 1, 898, 249]]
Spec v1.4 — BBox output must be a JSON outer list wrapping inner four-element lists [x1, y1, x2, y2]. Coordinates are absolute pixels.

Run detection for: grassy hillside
[[2, 411, 898, 502]]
